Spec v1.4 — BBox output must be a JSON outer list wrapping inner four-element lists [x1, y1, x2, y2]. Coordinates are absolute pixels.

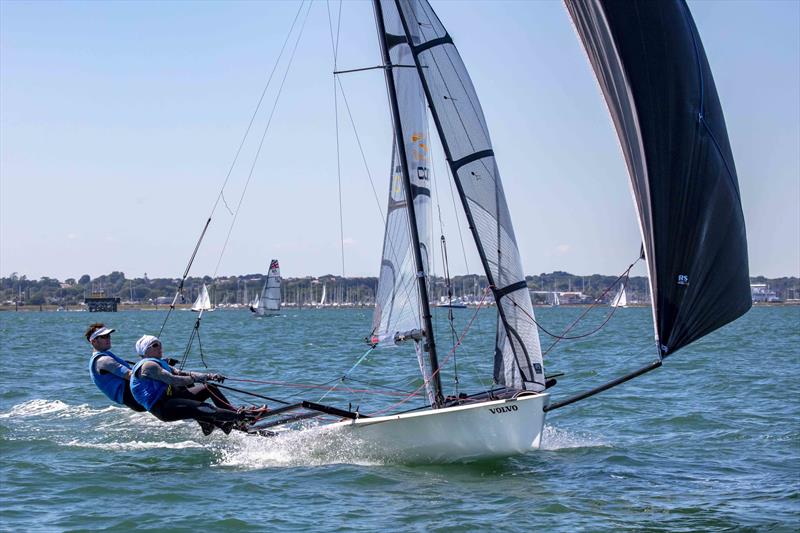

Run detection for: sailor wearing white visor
[[86, 323, 145, 412]]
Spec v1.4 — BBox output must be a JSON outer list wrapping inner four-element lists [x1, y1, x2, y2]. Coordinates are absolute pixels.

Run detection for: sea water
[[0, 305, 797, 531]]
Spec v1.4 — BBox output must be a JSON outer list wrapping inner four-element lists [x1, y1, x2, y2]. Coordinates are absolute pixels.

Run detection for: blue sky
[[1, 0, 798, 281]]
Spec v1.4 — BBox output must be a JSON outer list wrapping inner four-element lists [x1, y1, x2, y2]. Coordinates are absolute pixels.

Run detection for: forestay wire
[[326, 0, 346, 277], [157, 0, 313, 360]]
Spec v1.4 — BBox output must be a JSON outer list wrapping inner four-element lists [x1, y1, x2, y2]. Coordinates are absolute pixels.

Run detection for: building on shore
[[750, 283, 782, 303]]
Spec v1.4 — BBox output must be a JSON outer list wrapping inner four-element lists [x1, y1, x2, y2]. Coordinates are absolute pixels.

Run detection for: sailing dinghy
[[161, 0, 749, 463], [610, 284, 628, 308], [251, 259, 281, 317], [191, 284, 213, 312]]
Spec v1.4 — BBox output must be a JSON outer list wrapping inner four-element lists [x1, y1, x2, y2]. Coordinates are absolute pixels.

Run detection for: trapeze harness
[[89, 350, 145, 412]]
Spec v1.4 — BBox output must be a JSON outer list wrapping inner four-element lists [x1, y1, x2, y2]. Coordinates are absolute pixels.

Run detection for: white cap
[[89, 327, 115, 341], [135, 335, 159, 356]]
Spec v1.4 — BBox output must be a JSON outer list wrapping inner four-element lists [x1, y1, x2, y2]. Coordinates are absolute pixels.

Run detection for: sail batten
[[388, 0, 545, 392]]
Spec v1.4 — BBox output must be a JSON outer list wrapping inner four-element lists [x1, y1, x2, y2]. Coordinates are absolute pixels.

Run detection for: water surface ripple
[[0, 306, 797, 531]]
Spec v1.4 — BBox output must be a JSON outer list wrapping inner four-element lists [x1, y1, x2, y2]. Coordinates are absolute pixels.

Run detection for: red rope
[[225, 377, 412, 397]]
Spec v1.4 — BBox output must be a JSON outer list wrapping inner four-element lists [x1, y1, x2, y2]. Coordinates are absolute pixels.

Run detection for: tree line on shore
[[1, 271, 797, 307]]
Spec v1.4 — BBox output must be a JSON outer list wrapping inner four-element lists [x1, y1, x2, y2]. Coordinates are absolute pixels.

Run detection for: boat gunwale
[[329, 392, 550, 428]]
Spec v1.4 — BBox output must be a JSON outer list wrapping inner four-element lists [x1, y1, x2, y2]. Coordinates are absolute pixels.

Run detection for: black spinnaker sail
[[566, 0, 751, 357]]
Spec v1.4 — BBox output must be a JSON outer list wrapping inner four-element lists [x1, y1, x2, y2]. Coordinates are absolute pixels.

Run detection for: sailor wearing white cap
[[130, 335, 263, 435]]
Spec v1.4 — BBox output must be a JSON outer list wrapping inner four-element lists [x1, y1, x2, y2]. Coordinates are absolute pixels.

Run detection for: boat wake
[[0, 398, 114, 420], [540, 424, 610, 450], [217, 425, 385, 469], [1, 399, 382, 467], [2, 400, 605, 465]]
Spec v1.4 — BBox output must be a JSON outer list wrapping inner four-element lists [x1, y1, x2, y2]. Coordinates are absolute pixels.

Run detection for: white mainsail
[[610, 284, 628, 308], [253, 259, 281, 316], [385, 0, 546, 392], [371, 0, 436, 405], [191, 284, 212, 312]]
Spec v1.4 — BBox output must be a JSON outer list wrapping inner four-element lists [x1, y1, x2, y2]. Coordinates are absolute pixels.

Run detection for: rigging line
[[342, 377, 419, 395], [329, 43, 422, 340], [336, 76, 385, 225], [446, 149, 470, 272], [510, 256, 640, 354], [327, 0, 346, 277], [333, 103, 427, 334], [179, 315, 201, 370], [410, 12, 497, 267], [205, 385, 237, 411], [428, 117, 469, 273], [158, 2, 307, 337], [206, 0, 309, 220], [158, 217, 212, 337], [225, 377, 412, 396], [215, 383, 292, 405], [439, 235, 460, 392], [421, 21, 495, 183], [196, 327, 208, 369], [318, 345, 374, 402], [367, 286, 490, 416], [211, 0, 314, 279], [540, 257, 639, 351], [326, 0, 343, 63]]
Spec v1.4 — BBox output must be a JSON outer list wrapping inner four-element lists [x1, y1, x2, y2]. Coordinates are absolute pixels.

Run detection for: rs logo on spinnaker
[[489, 405, 519, 414]]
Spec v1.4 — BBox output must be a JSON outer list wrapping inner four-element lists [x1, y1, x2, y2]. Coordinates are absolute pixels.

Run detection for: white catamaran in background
[[250, 259, 281, 317], [162, 0, 750, 463]]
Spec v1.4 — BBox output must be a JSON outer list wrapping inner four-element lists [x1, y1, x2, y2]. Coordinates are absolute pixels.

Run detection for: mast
[[389, 0, 541, 389], [372, 0, 443, 406]]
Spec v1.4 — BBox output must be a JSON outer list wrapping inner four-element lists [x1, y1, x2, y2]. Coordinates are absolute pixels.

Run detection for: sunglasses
[[150, 343, 162, 349], [96, 334, 111, 339]]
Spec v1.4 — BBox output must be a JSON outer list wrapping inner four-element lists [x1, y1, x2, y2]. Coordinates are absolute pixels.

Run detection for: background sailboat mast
[[372, 0, 443, 406]]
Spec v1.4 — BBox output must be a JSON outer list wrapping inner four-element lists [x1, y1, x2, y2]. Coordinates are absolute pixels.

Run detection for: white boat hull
[[321, 393, 549, 463]]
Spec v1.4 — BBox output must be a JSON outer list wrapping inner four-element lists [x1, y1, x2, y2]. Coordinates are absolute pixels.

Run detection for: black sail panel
[[565, 0, 750, 355]]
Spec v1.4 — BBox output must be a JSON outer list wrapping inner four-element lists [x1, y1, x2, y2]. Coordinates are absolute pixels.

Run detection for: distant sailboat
[[550, 292, 561, 307], [251, 259, 281, 317], [191, 284, 213, 312], [610, 284, 628, 308], [435, 296, 467, 309], [316, 284, 327, 308]]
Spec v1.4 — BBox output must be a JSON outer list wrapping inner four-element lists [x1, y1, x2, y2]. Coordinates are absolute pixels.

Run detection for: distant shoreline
[[2, 301, 798, 312]]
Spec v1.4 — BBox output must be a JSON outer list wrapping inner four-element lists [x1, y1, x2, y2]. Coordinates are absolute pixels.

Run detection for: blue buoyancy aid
[[130, 358, 172, 411], [89, 350, 132, 404]]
